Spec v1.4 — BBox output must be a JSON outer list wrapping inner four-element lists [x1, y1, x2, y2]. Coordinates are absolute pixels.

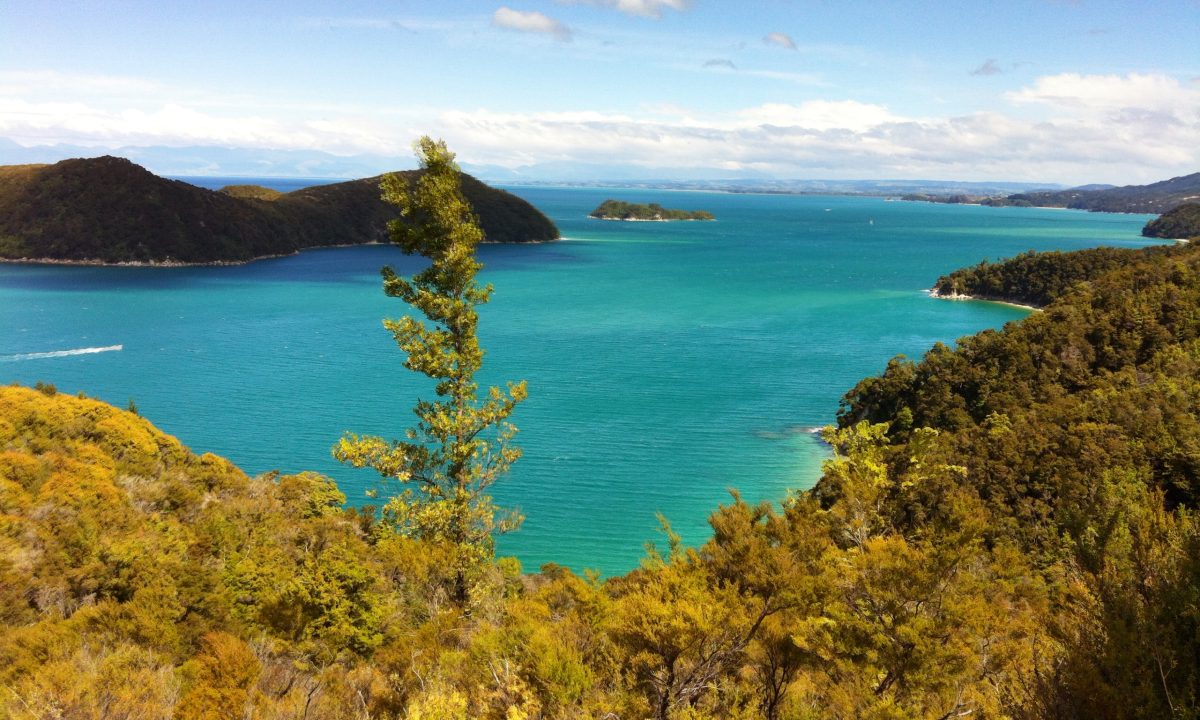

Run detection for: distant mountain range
[[0, 138, 1071, 191], [905, 173, 1200, 215], [1018, 173, 1200, 214], [0, 156, 558, 265]]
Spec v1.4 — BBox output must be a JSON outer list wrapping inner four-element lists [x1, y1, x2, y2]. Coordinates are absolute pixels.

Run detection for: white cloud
[[0, 97, 411, 155], [560, 0, 690, 18], [0, 70, 168, 102], [735, 101, 900, 132], [1007, 72, 1200, 116], [426, 76, 1198, 183], [491, 8, 572, 41], [1, 70, 1195, 184], [763, 32, 797, 50]]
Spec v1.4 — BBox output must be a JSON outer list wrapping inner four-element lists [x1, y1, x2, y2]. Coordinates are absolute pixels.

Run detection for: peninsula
[[589, 199, 714, 221], [0, 156, 559, 265], [1142, 201, 1200, 241], [901, 170, 1200, 215]]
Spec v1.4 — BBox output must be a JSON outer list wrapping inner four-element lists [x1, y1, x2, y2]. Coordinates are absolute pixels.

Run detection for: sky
[[1, 0, 1198, 184]]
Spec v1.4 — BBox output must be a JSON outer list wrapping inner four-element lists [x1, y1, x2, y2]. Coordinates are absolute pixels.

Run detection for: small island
[[589, 199, 714, 221]]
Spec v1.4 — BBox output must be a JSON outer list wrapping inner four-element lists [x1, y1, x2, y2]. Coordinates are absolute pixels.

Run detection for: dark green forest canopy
[[589, 198, 715, 221], [931, 243, 1186, 307], [845, 240, 1200, 509], [1143, 201, 1200, 240], [0, 156, 558, 264]]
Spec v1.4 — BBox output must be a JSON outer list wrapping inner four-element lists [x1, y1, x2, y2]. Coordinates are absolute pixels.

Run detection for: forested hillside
[[4, 236, 1199, 717], [1004, 171, 1200, 213], [931, 243, 1183, 306], [0, 157, 558, 264], [1143, 201, 1200, 240]]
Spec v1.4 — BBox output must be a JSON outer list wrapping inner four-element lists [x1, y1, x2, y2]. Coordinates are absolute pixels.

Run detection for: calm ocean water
[[0, 184, 1163, 573]]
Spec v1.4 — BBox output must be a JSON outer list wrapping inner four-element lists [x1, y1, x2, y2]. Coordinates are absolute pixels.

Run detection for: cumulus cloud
[[2, 70, 1195, 184], [491, 8, 571, 41], [559, 0, 690, 18], [1007, 72, 1199, 115], [970, 59, 1003, 76], [763, 32, 797, 50], [0, 73, 414, 155], [429, 100, 1196, 182], [735, 101, 901, 132], [703, 59, 737, 70], [426, 74, 1199, 182]]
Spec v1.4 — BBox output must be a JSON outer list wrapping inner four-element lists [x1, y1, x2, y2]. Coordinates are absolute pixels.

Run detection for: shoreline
[[927, 288, 1041, 312], [0, 253, 298, 268], [901, 197, 1162, 217], [587, 216, 714, 222], [0, 237, 561, 268]]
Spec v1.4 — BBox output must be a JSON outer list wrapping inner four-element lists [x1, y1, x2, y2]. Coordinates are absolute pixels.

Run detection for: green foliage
[[218, 183, 284, 201], [175, 632, 261, 719], [334, 137, 527, 608], [932, 244, 1181, 307], [0, 385, 401, 718], [840, 238, 1200, 716], [1144, 201, 1200, 240], [590, 199, 715, 221]]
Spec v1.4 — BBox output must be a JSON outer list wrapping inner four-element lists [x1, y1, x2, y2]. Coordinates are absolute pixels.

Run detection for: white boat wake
[[0, 344, 124, 362]]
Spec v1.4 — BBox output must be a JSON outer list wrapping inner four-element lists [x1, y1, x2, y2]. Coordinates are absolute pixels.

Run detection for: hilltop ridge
[[903, 171, 1200, 214], [0, 156, 559, 264]]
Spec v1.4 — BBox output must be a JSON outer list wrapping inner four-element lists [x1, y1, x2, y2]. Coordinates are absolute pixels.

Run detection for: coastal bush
[[334, 137, 527, 609], [1143, 201, 1200, 240], [589, 199, 715, 221]]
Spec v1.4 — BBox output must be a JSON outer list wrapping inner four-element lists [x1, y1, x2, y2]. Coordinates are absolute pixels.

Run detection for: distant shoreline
[[588, 216, 714, 222], [0, 238, 558, 268]]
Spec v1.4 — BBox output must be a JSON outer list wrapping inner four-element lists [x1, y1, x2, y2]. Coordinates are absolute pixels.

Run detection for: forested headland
[[0, 156, 558, 265], [1143, 201, 1200, 240], [3, 149, 1200, 717], [930, 243, 1183, 307]]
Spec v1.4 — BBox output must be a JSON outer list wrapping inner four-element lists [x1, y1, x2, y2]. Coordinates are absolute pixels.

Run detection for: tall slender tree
[[334, 137, 526, 607]]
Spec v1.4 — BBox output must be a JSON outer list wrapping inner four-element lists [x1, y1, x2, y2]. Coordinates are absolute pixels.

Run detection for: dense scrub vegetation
[[5, 240, 1200, 717], [589, 199, 715, 221], [931, 243, 1184, 306], [1143, 202, 1200, 240], [836, 240, 1200, 717], [0, 156, 558, 264]]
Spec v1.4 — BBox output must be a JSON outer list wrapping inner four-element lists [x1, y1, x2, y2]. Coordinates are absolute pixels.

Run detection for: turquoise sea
[[0, 185, 1163, 574]]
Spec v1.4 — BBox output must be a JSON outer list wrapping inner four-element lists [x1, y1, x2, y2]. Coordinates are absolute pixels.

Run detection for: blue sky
[[1, 0, 1197, 183]]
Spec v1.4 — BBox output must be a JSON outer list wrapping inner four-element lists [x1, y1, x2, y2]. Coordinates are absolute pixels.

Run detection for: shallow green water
[[0, 186, 1162, 573]]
